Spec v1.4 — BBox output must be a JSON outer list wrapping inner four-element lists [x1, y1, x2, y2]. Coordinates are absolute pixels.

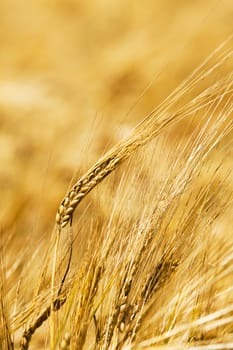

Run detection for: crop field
[[0, 1, 233, 349]]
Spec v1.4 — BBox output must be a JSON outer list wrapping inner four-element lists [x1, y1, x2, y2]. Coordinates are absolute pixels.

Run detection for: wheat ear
[[20, 296, 67, 350], [56, 63, 232, 229]]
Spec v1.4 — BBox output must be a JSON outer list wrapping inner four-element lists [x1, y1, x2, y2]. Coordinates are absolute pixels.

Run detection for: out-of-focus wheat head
[[0, 1, 233, 350]]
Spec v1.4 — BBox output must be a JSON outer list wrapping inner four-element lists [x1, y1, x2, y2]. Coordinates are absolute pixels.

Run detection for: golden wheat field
[[0, 1, 233, 349]]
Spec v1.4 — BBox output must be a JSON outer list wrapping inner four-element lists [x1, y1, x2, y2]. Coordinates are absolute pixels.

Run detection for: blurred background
[[0, 0, 232, 245]]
